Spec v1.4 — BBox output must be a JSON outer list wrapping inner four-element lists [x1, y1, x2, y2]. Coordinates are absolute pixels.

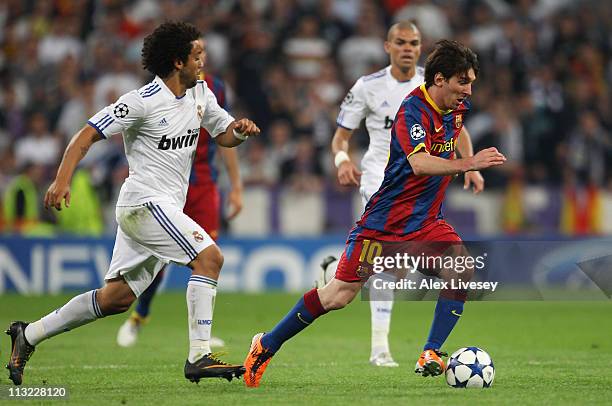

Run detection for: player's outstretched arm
[[456, 127, 485, 194], [331, 126, 361, 186], [408, 147, 506, 177], [44, 125, 103, 211], [215, 118, 260, 147]]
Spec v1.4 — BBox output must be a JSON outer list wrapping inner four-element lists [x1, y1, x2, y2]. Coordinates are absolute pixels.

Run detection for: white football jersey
[[88, 76, 234, 208], [336, 65, 424, 204]]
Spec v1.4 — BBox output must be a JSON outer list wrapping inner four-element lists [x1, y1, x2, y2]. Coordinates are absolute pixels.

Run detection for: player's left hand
[[234, 118, 260, 137], [226, 187, 243, 220], [464, 171, 484, 194]]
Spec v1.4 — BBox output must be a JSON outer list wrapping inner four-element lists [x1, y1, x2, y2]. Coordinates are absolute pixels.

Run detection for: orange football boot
[[244, 333, 274, 387], [414, 349, 447, 377]]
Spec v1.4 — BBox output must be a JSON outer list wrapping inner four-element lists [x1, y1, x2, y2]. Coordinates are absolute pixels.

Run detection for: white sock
[[186, 275, 217, 363], [369, 276, 395, 357], [25, 290, 103, 346]]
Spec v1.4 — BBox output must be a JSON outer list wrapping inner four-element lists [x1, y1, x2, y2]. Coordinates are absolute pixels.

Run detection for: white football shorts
[[105, 202, 215, 296], [359, 184, 378, 209]]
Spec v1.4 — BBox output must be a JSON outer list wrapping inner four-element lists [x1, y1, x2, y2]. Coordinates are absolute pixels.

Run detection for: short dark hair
[[386, 21, 419, 41], [424, 40, 479, 87], [141, 21, 201, 78]]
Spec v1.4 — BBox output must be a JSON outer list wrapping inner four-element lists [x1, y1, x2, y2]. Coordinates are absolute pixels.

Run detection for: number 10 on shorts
[[358, 239, 382, 265]]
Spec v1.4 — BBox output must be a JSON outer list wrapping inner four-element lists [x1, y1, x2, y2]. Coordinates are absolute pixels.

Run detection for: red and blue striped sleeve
[[393, 100, 432, 160]]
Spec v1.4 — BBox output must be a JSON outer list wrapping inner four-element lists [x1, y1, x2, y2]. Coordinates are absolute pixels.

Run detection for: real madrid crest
[[455, 114, 462, 129], [197, 105, 203, 121]]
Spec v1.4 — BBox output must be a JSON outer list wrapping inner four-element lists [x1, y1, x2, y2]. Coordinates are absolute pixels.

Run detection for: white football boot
[[369, 352, 399, 367]]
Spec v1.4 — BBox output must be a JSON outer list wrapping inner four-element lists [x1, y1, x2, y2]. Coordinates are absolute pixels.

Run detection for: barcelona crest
[[455, 114, 462, 128], [356, 265, 373, 279]]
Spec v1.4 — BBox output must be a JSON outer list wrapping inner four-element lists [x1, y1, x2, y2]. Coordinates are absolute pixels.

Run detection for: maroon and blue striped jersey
[[189, 74, 228, 186], [357, 84, 470, 235]]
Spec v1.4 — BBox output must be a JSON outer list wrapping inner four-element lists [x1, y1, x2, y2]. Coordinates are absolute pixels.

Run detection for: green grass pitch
[[0, 293, 610, 405]]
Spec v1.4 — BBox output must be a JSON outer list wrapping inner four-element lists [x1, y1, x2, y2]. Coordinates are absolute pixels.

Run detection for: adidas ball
[[445, 347, 495, 388]]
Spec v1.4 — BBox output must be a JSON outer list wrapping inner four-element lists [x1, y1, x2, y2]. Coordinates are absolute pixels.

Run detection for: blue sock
[[135, 270, 165, 318], [424, 296, 464, 350], [261, 296, 319, 353]]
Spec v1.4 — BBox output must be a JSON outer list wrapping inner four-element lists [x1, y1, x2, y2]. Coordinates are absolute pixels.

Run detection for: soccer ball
[[445, 347, 495, 388], [315, 255, 337, 288]]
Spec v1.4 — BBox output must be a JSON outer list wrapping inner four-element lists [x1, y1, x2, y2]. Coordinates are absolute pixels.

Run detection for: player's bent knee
[[207, 245, 224, 270], [194, 245, 224, 269], [96, 281, 137, 316], [191, 244, 224, 276], [99, 292, 135, 315], [326, 298, 349, 310], [116, 293, 136, 313], [326, 291, 356, 310], [320, 281, 359, 310]]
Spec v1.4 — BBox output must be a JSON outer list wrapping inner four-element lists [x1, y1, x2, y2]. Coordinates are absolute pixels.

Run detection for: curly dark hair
[[141, 21, 201, 78], [424, 40, 479, 88]]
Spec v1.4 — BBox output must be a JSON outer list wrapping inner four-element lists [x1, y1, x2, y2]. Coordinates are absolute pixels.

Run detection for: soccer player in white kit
[[5, 22, 260, 386], [328, 22, 483, 367]]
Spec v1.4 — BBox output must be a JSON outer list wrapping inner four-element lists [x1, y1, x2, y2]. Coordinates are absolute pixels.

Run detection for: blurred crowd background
[[0, 0, 611, 237]]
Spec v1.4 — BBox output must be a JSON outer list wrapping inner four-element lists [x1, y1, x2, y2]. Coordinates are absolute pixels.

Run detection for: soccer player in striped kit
[[329, 21, 425, 368], [116, 39, 243, 350], [244, 40, 505, 387], [328, 21, 482, 368]]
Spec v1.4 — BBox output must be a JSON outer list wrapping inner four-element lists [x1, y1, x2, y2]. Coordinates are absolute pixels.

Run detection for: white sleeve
[[200, 85, 234, 138], [336, 78, 368, 130], [87, 90, 145, 138]]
